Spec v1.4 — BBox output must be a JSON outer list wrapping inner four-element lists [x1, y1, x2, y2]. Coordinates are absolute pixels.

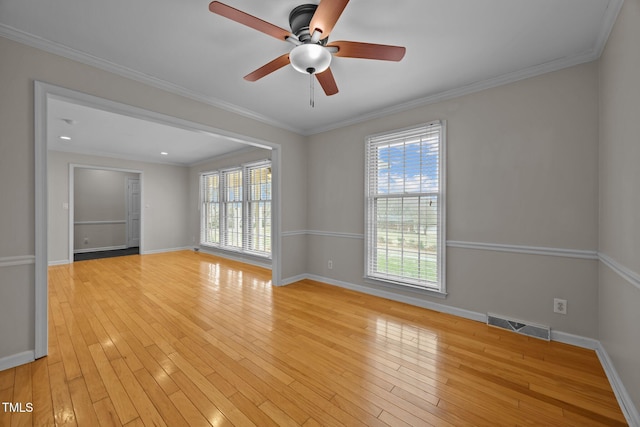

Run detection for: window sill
[[363, 276, 447, 299]]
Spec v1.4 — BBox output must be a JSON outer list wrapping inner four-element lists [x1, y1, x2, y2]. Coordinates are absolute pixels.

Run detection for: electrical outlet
[[328, 259, 333, 270], [84, 237, 89, 244], [554, 298, 567, 314]]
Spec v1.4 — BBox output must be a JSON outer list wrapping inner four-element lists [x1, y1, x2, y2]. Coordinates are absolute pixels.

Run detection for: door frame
[[126, 176, 141, 248], [69, 165, 144, 262], [34, 81, 282, 359]]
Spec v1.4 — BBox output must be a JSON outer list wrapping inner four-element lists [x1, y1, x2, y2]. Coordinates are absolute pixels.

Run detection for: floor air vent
[[487, 313, 550, 341]]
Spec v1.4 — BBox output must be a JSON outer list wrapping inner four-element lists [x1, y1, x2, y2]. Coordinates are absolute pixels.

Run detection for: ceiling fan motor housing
[[289, 4, 326, 44]]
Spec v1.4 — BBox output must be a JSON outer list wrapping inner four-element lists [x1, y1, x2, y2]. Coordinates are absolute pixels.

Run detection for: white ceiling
[[1, 0, 622, 137], [47, 97, 255, 166]]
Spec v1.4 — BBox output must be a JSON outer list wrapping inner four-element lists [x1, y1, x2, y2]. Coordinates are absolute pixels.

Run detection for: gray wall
[[0, 35, 307, 362], [0, 4, 638, 412], [598, 0, 640, 410], [73, 168, 138, 252], [306, 62, 600, 338]]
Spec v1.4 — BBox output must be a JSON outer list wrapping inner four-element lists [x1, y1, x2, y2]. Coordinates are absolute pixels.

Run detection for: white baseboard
[[0, 350, 35, 372], [550, 330, 599, 350], [279, 273, 638, 425], [285, 273, 487, 323], [48, 259, 70, 266], [596, 343, 640, 426], [73, 245, 126, 254], [279, 273, 309, 286], [140, 246, 192, 255], [197, 247, 272, 270]]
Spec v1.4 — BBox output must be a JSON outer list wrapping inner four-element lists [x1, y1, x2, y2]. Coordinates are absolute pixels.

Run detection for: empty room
[[0, 0, 638, 425]]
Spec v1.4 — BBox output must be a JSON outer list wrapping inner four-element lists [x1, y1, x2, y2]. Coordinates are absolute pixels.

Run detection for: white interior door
[[127, 177, 141, 247]]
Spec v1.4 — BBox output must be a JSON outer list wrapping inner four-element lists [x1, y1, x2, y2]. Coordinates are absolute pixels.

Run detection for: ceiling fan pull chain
[[310, 73, 315, 108]]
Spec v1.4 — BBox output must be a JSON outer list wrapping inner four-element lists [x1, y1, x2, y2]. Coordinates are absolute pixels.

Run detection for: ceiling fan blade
[[244, 54, 291, 82], [316, 68, 339, 96], [209, 1, 291, 41], [328, 40, 406, 61], [309, 0, 349, 40]]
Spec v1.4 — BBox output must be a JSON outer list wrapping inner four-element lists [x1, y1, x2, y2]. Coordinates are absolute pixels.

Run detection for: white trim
[[140, 247, 193, 255], [2, 0, 623, 138], [0, 25, 298, 135], [285, 233, 600, 261], [306, 52, 600, 135], [279, 273, 637, 424], [73, 245, 128, 254], [306, 230, 364, 239], [302, 273, 487, 323], [594, 0, 625, 58], [550, 330, 599, 350], [306, 0, 624, 135], [281, 230, 365, 239], [0, 255, 36, 268], [34, 81, 48, 359], [0, 351, 35, 372], [190, 146, 264, 167], [69, 164, 144, 263], [281, 230, 309, 237], [48, 260, 71, 266], [74, 220, 127, 225], [595, 342, 640, 427], [447, 240, 599, 260], [279, 273, 309, 287], [197, 247, 272, 270], [599, 252, 640, 291]]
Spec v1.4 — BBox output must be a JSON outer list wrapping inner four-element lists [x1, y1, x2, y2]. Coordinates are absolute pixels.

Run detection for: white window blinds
[[199, 160, 272, 258], [223, 169, 243, 248], [245, 163, 272, 256], [201, 172, 220, 246], [365, 122, 445, 292]]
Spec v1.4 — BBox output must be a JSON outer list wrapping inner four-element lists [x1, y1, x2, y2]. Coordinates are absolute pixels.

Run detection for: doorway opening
[[70, 166, 142, 262], [35, 81, 282, 359]]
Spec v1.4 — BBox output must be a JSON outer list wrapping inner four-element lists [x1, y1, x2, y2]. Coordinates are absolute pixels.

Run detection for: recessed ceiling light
[[59, 136, 71, 140], [160, 152, 168, 156]]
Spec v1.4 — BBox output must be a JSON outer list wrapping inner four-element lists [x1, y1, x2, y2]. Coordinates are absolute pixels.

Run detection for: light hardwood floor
[[0, 250, 627, 426]]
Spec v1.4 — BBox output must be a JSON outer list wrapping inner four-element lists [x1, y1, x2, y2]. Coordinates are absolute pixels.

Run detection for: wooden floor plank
[[31, 357, 54, 427], [87, 345, 139, 425], [68, 377, 101, 427], [92, 397, 122, 427], [0, 251, 626, 426]]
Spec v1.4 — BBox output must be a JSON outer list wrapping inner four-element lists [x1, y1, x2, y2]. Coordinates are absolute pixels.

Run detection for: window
[[246, 163, 272, 255], [201, 172, 220, 245], [200, 161, 272, 258], [223, 169, 243, 248], [365, 122, 446, 293]]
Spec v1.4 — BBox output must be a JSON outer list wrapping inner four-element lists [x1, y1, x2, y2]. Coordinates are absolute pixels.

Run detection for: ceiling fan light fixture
[[289, 43, 331, 75]]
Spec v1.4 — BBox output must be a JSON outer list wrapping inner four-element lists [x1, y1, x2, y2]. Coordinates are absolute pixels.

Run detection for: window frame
[[201, 171, 221, 247], [199, 159, 272, 259], [244, 161, 272, 257], [364, 121, 447, 295]]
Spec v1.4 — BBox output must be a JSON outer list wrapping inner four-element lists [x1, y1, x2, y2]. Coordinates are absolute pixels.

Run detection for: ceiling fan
[[209, 0, 406, 100]]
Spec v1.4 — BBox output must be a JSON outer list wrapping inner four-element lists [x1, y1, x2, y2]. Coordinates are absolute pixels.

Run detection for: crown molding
[[304, 49, 600, 135], [0, 24, 299, 134], [302, 0, 624, 135], [594, 0, 625, 58], [1, 0, 624, 137]]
